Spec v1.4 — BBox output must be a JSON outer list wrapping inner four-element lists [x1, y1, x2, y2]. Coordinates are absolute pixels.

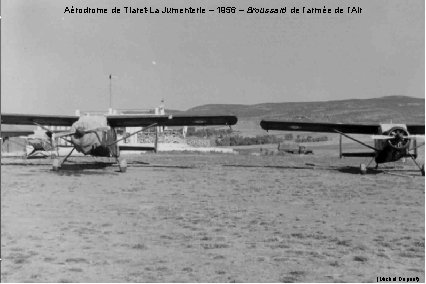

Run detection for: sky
[[1, 0, 424, 115]]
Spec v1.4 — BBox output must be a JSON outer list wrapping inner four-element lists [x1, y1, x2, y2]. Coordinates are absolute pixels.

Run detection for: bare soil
[[1, 148, 424, 282]]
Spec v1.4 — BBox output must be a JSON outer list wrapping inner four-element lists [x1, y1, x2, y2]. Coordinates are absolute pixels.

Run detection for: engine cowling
[[384, 127, 410, 150]]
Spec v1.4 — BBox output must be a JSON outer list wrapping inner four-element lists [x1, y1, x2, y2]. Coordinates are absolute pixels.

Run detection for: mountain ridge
[[181, 96, 425, 124]]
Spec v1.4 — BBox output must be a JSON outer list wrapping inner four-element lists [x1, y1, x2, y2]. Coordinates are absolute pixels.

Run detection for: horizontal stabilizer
[[342, 152, 375, 157]]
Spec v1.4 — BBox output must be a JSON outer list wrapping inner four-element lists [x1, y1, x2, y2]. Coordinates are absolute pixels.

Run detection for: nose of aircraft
[[75, 127, 86, 138]]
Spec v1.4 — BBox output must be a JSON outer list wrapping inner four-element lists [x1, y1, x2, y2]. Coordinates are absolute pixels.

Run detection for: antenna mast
[[109, 74, 112, 110]]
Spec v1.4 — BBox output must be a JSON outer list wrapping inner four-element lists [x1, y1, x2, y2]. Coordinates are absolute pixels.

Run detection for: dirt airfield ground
[[1, 144, 425, 282]]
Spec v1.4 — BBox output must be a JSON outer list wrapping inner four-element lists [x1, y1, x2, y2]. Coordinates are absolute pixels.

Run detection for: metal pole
[[109, 74, 112, 110]]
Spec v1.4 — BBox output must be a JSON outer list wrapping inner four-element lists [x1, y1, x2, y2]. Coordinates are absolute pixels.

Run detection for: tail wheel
[[360, 163, 367, 175], [119, 159, 127, 173]]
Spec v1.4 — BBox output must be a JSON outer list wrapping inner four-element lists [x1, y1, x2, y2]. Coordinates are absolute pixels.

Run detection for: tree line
[[184, 127, 327, 146]]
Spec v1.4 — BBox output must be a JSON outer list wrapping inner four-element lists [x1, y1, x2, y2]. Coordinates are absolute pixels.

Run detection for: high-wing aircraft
[[260, 120, 425, 175], [1, 113, 237, 171], [1, 127, 70, 158]]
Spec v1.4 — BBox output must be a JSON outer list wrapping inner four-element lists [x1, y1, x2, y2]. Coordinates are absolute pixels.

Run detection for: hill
[[183, 96, 424, 124], [180, 96, 424, 137]]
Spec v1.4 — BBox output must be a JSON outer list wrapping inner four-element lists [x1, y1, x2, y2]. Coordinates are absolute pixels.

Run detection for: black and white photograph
[[1, 0, 424, 282]]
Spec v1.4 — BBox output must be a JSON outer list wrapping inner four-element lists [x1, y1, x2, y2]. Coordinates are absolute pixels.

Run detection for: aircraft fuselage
[[374, 142, 411, 164], [85, 128, 119, 157], [373, 124, 414, 164], [68, 116, 119, 158]]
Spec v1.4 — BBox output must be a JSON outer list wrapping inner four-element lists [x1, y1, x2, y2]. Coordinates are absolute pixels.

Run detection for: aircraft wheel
[[119, 159, 127, 173], [52, 159, 60, 171], [360, 163, 367, 175], [421, 164, 425, 176]]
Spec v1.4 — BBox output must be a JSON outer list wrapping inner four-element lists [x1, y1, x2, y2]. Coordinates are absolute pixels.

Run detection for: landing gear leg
[[54, 146, 60, 159], [53, 147, 74, 171], [366, 157, 375, 169], [408, 153, 424, 176], [52, 158, 60, 171], [360, 163, 367, 175]]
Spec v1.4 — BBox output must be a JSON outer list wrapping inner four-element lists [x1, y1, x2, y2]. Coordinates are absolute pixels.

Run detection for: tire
[[119, 159, 127, 173], [360, 163, 367, 175], [52, 159, 60, 171]]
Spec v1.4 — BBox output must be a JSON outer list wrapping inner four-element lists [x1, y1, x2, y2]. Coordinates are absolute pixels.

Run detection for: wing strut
[[107, 123, 158, 147], [411, 141, 425, 152], [407, 152, 425, 176], [334, 129, 379, 152]]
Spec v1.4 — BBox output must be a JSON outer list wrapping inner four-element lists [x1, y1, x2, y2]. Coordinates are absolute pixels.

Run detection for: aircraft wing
[[260, 120, 380, 134], [107, 115, 238, 127], [1, 130, 34, 138], [1, 113, 79, 126], [407, 125, 425, 135]]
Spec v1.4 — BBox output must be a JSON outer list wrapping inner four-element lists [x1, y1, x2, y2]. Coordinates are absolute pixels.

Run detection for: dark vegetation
[[295, 135, 328, 143], [185, 127, 232, 138], [185, 127, 328, 146], [186, 127, 285, 146], [215, 134, 283, 146]]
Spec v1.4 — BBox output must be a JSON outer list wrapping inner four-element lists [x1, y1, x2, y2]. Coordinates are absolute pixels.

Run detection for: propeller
[[32, 122, 110, 150], [371, 135, 394, 140], [371, 127, 421, 150], [408, 135, 425, 140], [372, 134, 425, 140], [52, 126, 110, 139]]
